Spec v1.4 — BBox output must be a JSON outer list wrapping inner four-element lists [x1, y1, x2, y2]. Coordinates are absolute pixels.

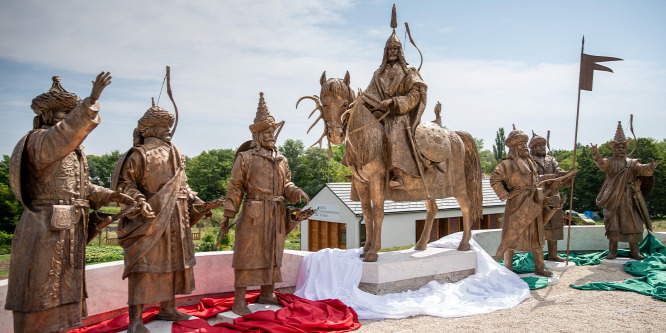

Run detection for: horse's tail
[[455, 130, 483, 225]]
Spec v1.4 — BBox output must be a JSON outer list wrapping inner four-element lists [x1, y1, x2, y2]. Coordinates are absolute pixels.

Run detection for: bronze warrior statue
[[298, 5, 482, 262], [222, 92, 310, 316], [360, 4, 427, 190], [491, 129, 573, 277], [529, 131, 570, 262], [591, 121, 657, 260], [5, 74, 137, 333], [112, 99, 212, 332]]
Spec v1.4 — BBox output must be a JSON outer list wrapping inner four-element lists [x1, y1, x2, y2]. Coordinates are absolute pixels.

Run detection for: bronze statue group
[[4, 5, 657, 333]]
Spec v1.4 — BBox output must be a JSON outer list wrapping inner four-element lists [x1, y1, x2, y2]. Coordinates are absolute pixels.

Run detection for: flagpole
[[565, 36, 585, 265]]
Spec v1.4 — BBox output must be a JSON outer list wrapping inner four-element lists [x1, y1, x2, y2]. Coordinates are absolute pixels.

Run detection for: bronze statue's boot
[[503, 250, 514, 272], [533, 248, 554, 277], [606, 240, 618, 259], [257, 284, 281, 305], [157, 299, 191, 321], [232, 287, 252, 316], [128, 304, 150, 333], [547, 240, 564, 262], [629, 242, 645, 260]]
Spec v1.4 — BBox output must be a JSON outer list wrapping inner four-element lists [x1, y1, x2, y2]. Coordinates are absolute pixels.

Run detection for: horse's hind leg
[[355, 181, 373, 257], [456, 197, 472, 251], [415, 199, 438, 250]]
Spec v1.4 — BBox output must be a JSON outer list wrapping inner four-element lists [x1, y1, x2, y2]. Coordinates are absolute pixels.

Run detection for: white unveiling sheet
[[294, 233, 530, 319]]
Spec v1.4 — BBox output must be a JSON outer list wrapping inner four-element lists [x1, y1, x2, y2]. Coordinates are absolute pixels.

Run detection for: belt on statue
[[31, 198, 90, 208]]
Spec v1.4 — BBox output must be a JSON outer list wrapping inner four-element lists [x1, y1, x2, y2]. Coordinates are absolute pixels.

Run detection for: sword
[[405, 122, 430, 198]]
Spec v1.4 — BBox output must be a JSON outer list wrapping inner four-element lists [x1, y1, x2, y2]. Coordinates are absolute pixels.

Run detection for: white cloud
[[1, 1, 664, 157]]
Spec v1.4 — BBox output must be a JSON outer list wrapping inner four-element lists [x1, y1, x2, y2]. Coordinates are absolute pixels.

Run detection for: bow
[[628, 114, 637, 157], [166, 66, 179, 138]]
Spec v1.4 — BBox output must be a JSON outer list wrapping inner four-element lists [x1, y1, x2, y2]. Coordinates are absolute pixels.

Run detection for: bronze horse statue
[[298, 71, 482, 262]]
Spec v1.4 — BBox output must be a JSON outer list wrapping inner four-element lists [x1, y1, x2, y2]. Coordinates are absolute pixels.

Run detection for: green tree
[[1, 155, 24, 234], [279, 139, 350, 199], [185, 149, 235, 201], [87, 150, 121, 188], [629, 138, 665, 216], [492, 127, 506, 162]]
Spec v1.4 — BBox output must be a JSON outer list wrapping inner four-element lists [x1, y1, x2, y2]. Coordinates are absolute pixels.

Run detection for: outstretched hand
[[295, 189, 310, 205], [89, 72, 112, 104]]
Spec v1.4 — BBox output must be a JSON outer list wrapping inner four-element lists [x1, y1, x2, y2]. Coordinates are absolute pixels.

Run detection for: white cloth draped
[[294, 233, 530, 320]]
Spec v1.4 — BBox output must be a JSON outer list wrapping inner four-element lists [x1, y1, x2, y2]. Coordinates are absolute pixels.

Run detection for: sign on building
[[312, 204, 340, 222]]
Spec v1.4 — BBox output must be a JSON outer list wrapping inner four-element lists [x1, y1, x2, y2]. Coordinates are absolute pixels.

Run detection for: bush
[[85, 244, 124, 264], [0, 231, 12, 255], [196, 225, 234, 252]]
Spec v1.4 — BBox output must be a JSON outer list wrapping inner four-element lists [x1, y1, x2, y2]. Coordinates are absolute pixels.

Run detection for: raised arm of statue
[[27, 98, 101, 171]]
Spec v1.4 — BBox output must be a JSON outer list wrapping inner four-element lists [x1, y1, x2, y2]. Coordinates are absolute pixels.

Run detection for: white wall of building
[[303, 185, 506, 250], [302, 187, 359, 251]]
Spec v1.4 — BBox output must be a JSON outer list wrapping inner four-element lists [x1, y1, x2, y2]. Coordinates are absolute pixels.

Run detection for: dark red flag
[[579, 53, 622, 91]]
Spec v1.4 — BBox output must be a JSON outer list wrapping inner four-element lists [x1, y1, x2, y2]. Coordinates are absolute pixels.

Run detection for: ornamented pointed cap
[[249, 92, 276, 133], [528, 130, 546, 149], [31, 76, 82, 115], [609, 121, 627, 147], [505, 129, 528, 148], [138, 97, 175, 129]]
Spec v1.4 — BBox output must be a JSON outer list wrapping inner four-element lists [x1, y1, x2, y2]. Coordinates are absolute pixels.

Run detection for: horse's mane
[[346, 95, 385, 167], [320, 78, 355, 102]]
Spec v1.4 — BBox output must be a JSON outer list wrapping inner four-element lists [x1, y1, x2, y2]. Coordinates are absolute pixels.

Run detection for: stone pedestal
[[358, 247, 477, 295]]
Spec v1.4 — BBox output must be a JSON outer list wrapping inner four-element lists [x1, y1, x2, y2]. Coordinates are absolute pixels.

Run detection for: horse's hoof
[[457, 242, 470, 251], [414, 243, 426, 251], [363, 252, 378, 262], [360, 252, 366, 258]]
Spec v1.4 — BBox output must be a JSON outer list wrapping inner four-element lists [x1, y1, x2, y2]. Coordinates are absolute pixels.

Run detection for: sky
[[1, 0, 665, 157]]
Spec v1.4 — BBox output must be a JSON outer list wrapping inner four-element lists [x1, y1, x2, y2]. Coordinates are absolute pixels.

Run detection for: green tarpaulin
[[499, 234, 666, 295], [570, 234, 666, 301]]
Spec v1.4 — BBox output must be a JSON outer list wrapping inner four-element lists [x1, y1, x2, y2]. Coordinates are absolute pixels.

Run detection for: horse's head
[[297, 71, 356, 147]]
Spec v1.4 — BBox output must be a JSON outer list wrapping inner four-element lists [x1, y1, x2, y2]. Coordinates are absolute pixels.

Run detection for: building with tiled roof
[[302, 179, 506, 251]]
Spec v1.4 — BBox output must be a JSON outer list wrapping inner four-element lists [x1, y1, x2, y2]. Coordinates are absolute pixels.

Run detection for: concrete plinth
[[358, 247, 477, 295]]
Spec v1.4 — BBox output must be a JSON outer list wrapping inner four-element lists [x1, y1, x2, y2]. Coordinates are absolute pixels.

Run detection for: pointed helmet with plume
[[249, 92, 277, 133], [528, 130, 547, 149], [386, 4, 401, 49], [609, 121, 631, 148]]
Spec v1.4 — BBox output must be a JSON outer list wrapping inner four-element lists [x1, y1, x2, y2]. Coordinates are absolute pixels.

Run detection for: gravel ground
[[355, 261, 666, 333]]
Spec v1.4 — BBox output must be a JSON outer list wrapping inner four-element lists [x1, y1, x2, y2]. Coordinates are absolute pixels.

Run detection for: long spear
[[565, 37, 622, 264]]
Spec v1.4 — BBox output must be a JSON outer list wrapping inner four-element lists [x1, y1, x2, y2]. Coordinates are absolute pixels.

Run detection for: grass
[[653, 219, 666, 232]]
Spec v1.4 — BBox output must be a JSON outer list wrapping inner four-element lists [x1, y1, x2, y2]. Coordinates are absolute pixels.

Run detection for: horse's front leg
[[456, 197, 472, 251], [355, 182, 374, 257], [415, 199, 438, 250], [363, 169, 385, 262]]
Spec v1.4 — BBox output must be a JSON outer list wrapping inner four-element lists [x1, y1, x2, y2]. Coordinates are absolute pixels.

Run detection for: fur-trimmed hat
[[138, 98, 175, 130], [528, 131, 547, 149], [30, 76, 82, 115], [249, 92, 277, 133], [505, 129, 529, 148]]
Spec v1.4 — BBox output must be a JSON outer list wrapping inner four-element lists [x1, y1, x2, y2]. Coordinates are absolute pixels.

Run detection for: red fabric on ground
[[68, 307, 160, 333], [69, 292, 359, 333], [173, 293, 360, 333]]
